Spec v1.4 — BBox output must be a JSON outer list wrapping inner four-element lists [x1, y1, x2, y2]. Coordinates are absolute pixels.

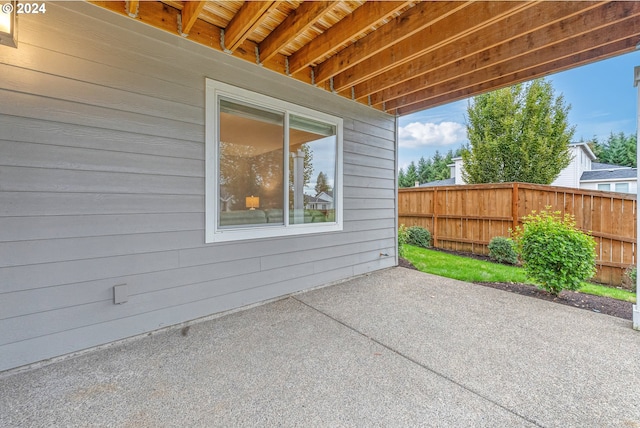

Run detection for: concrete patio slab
[[1, 267, 639, 427]]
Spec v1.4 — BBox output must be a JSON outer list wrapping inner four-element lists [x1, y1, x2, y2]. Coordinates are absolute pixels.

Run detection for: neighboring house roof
[[307, 194, 332, 203], [591, 162, 631, 170], [581, 168, 638, 181], [419, 178, 456, 187], [569, 142, 597, 160]]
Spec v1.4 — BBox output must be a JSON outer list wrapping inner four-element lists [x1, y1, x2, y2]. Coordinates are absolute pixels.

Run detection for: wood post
[[433, 188, 438, 247], [512, 182, 519, 233]]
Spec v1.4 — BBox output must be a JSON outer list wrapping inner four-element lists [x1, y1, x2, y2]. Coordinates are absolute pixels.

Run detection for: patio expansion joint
[[291, 296, 546, 428]]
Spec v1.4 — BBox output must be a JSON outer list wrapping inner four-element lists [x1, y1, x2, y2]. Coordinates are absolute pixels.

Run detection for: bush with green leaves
[[513, 208, 596, 296], [488, 236, 518, 265], [398, 224, 409, 258], [406, 226, 432, 248], [625, 266, 637, 293]]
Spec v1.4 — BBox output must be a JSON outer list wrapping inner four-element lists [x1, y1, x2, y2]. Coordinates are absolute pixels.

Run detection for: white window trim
[[205, 79, 343, 243]]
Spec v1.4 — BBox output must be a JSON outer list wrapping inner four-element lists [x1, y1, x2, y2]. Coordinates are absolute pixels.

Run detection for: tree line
[[398, 148, 463, 188], [399, 78, 636, 188]]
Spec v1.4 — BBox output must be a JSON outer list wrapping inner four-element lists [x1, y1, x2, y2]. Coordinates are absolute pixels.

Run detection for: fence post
[[512, 182, 519, 232], [433, 188, 439, 247]]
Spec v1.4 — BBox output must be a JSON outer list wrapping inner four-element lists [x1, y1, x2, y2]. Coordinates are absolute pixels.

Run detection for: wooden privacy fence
[[398, 183, 637, 286]]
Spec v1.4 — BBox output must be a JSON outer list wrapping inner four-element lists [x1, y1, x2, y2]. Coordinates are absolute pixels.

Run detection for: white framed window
[[205, 79, 343, 243], [615, 182, 630, 193], [597, 183, 610, 191]]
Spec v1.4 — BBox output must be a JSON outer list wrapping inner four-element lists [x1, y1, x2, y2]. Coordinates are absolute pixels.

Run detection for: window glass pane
[[597, 183, 610, 191], [219, 99, 284, 228], [289, 115, 337, 225], [615, 183, 629, 193]]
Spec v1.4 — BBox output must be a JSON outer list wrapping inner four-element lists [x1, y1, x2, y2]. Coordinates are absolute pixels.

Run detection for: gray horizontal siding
[[0, 2, 397, 371]]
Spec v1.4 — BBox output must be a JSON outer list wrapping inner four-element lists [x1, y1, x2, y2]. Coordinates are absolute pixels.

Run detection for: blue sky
[[398, 50, 640, 171]]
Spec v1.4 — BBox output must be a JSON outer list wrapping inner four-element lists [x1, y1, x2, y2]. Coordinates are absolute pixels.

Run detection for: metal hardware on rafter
[[330, 77, 335, 93], [255, 46, 262, 66], [368, 95, 372, 106], [125, 0, 139, 18], [351, 87, 355, 100], [311, 68, 316, 86], [177, 13, 188, 38], [220, 29, 232, 54], [285, 57, 290, 76]]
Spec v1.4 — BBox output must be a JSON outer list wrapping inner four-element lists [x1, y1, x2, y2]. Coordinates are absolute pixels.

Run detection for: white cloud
[[399, 121, 467, 149]]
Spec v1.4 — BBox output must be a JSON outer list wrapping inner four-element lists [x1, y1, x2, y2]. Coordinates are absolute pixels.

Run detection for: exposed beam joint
[[333, 1, 532, 93], [288, 1, 412, 75], [125, 0, 139, 18], [396, 35, 640, 115], [224, 1, 278, 53], [180, 1, 206, 37], [314, 1, 472, 85], [385, 3, 640, 111], [259, 1, 338, 64], [366, 1, 604, 105]]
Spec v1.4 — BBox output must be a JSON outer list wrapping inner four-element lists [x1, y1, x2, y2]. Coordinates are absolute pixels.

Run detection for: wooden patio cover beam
[[388, 4, 640, 113], [223, 1, 278, 53], [181, 1, 206, 36], [258, 1, 339, 64], [331, 1, 532, 93], [362, 1, 605, 105], [396, 29, 640, 115], [313, 1, 470, 85], [287, 1, 411, 76]]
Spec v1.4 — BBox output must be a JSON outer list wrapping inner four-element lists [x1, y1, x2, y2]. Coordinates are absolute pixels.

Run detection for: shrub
[[513, 208, 596, 296], [398, 224, 409, 258], [488, 236, 518, 265], [406, 226, 432, 248], [624, 266, 637, 293]]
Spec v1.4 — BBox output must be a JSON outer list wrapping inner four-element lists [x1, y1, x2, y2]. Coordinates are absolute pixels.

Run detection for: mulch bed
[[398, 254, 633, 321]]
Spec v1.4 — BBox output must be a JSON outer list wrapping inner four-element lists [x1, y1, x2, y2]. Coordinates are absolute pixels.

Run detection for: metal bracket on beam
[[368, 95, 372, 107], [255, 46, 262, 66], [177, 13, 188, 38], [330, 77, 335, 93], [285, 57, 290, 76], [125, 1, 139, 18], [311, 68, 316, 86], [351, 87, 355, 100], [220, 29, 233, 54]]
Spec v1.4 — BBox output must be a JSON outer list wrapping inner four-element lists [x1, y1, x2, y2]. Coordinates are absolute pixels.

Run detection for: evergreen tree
[[314, 171, 331, 195], [398, 167, 407, 187], [462, 78, 574, 184], [589, 132, 637, 167], [404, 161, 419, 187]]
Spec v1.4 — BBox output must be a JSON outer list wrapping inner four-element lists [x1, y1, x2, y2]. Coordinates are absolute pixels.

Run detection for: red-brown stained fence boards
[[398, 182, 637, 287]]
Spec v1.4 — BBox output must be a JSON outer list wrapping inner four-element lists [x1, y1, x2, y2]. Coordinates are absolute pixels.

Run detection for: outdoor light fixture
[[0, 1, 17, 48], [245, 195, 259, 210]]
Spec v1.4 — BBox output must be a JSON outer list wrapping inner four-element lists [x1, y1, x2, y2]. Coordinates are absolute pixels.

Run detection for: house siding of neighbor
[[0, 3, 397, 372], [433, 143, 637, 193]]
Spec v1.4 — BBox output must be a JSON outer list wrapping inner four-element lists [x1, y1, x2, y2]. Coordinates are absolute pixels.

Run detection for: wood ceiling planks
[[92, 1, 640, 116]]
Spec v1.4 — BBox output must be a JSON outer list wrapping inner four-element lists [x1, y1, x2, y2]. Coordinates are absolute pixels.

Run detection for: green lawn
[[403, 245, 636, 303]]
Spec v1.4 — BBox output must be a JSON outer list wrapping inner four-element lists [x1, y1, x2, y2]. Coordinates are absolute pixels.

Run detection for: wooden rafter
[[91, 0, 640, 116], [258, 1, 338, 64], [366, 1, 604, 106], [333, 1, 532, 93], [398, 37, 638, 116], [181, 1, 206, 36], [223, 1, 278, 53], [395, 21, 640, 115], [384, 2, 640, 112], [314, 1, 470, 85], [287, 1, 411, 76]]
